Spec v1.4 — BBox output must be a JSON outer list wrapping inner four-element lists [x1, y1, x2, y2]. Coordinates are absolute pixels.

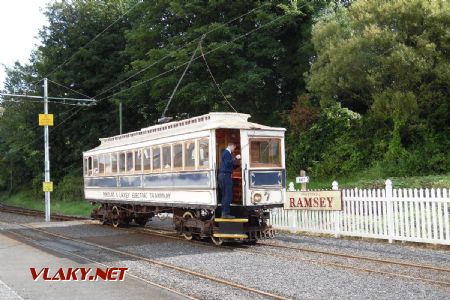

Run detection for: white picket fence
[[270, 180, 450, 245]]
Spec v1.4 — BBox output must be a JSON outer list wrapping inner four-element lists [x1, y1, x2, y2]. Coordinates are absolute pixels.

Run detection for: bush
[[53, 174, 84, 202]]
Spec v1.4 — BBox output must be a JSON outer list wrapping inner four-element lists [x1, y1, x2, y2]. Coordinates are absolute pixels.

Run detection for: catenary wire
[[93, 2, 271, 99], [97, 13, 288, 103], [47, 79, 94, 99], [199, 41, 237, 112], [161, 35, 205, 118], [7, 105, 85, 155], [30, 0, 144, 86]]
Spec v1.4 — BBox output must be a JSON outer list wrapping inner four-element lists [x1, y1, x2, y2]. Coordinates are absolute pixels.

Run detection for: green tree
[[109, 0, 327, 126], [305, 0, 450, 176]]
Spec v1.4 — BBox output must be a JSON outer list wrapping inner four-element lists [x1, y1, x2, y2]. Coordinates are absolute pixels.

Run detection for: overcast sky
[[0, 0, 49, 90]]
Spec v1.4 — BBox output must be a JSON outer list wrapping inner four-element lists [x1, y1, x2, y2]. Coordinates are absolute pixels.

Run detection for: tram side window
[[126, 151, 134, 173], [143, 148, 151, 172], [162, 145, 171, 170], [105, 154, 112, 174], [173, 143, 183, 170], [184, 141, 195, 169], [135, 150, 142, 172], [152, 146, 161, 172], [111, 153, 118, 173], [99, 154, 105, 175], [84, 158, 89, 176], [198, 139, 209, 169], [250, 138, 281, 167], [119, 152, 126, 173], [93, 156, 99, 175], [86, 157, 93, 176]]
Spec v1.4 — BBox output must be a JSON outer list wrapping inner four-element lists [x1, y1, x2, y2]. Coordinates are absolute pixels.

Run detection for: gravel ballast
[[2, 211, 450, 299]]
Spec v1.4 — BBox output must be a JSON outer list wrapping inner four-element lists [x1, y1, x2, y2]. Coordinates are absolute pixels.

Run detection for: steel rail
[[130, 226, 450, 288], [3, 206, 449, 289], [2, 226, 198, 300], [15, 223, 289, 300], [258, 242, 450, 274], [0, 204, 87, 221]]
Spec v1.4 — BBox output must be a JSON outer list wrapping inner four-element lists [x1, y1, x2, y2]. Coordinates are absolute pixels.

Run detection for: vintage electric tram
[[83, 112, 286, 245]]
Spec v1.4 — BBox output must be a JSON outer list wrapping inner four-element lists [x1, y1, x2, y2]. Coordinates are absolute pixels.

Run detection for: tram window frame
[[111, 153, 118, 173], [105, 153, 112, 175], [162, 144, 172, 171], [143, 148, 152, 172], [173, 143, 183, 170], [152, 146, 161, 172], [126, 151, 134, 173], [84, 157, 88, 176], [198, 138, 209, 169], [119, 152, 126, 173], [184, 140, 196, 170], [135, 149, 142, 172], [98, 154, 105, 175], [93, 156, 99, 176], [249, 138, 282, 168]]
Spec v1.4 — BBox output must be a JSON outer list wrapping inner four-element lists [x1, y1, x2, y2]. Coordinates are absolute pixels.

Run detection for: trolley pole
[[119, 101, 123, 134], [43, 78, 51, 222]]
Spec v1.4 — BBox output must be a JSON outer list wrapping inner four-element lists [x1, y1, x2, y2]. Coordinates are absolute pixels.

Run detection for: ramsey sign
[[285, 190, 342, 210]]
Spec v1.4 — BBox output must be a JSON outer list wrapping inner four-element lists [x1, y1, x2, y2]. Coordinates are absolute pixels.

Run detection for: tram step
[[212, 233, 248, 239], [214, 218, 248, 223]]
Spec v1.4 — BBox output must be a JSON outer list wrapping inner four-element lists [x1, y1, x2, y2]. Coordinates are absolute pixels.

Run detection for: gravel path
[[2, 211, 450, 299]]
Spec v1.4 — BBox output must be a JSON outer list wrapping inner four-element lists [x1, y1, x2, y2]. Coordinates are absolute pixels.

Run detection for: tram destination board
[[285, 190, 342, 210]]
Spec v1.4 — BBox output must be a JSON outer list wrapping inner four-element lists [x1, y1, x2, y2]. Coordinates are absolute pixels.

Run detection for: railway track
[[0, 203, 87, 221], [1, 224, 198, 300], [1, 220, 288, 299], [131, 226, 450, 288], [3, 205, 450, 290]]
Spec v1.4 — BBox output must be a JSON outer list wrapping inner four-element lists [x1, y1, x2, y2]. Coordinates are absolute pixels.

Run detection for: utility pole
[[43, 78, 51, 222], [0, 79, 95, 222]]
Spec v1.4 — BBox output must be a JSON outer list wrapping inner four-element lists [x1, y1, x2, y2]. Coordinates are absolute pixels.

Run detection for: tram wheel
[[211, 235, 223, 246], [111, 206, 120, 228], [182, 211, 194, 240]]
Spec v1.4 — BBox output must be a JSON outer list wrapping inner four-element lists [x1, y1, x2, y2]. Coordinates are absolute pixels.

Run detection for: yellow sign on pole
[[42, 181, 53, 192], [38, 114, 54, 126]]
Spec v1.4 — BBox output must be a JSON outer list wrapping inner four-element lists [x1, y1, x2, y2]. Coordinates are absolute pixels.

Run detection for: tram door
[[215, 129, 242, 205]]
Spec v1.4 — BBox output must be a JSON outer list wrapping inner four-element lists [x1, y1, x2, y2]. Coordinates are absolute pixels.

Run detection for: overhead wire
[[47, 79, 94, 100], [199, 41, 237, 113], [97, 13, 288, 103], [7, 105, 85, 155], [31, 0, 144, 86], [161, 34, 206, 119], [93, 2, 271, 99]]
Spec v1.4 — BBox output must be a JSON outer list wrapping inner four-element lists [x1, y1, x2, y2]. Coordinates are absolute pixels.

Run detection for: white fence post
[[333, 180, 341, 238], [386, 179, 394, 243], [287, 182, 298, 231]]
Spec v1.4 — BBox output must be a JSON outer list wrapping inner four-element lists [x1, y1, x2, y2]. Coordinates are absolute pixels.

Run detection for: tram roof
[[86, 112, 285, 152]]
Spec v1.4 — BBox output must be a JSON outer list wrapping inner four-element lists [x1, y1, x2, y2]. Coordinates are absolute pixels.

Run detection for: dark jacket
[[219, 149, 236, 174]]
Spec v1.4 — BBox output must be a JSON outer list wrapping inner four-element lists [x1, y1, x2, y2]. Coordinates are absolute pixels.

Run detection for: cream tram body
[[83, 112, 286, 212]]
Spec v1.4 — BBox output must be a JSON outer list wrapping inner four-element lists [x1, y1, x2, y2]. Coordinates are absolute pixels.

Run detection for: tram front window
[[250, 138, 281, 168]]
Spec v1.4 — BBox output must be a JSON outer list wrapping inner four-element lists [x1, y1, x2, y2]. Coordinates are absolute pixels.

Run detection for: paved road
[[0, 232, 188, 300]]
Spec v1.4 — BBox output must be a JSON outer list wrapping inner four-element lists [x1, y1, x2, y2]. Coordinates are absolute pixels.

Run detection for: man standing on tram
[[218, 142, 241, 218]]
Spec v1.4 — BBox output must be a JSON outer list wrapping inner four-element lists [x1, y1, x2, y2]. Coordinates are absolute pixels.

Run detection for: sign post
[[1, 82, 95, 222], [43, 78, 51, 222]]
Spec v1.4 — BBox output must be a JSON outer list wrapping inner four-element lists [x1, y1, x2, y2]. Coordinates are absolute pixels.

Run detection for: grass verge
[[289, 172, 450, 190], [0, 189, 94, 217]]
